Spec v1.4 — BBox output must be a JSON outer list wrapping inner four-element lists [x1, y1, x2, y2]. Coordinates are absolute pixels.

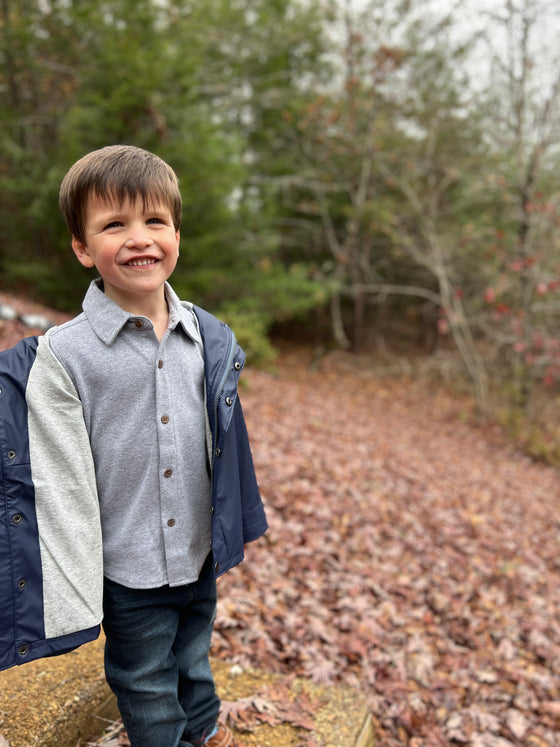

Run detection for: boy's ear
[[72, 237, 95, 268]]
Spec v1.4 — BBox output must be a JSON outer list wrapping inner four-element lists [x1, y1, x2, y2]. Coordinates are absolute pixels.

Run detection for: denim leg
[[102, 558, 220, 747], [176, 556, 220, 744]]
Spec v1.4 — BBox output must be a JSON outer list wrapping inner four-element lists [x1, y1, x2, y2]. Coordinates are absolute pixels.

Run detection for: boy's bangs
[[97, 183, 171, 213]]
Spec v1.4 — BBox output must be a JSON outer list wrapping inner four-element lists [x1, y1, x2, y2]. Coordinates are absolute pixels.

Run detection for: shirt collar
[[82, 279, 200, 346], [165, 283, 201, 343]]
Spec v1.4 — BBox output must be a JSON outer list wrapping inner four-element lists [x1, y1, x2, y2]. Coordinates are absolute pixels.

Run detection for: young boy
[[0, 145, 267, 746]]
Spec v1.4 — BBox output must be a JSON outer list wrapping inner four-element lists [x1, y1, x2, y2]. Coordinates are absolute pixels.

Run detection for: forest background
[[2, 0, 560, 457]]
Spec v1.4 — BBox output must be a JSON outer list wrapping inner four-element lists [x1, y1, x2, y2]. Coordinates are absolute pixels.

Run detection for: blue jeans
[[102, 554, 220, 747]]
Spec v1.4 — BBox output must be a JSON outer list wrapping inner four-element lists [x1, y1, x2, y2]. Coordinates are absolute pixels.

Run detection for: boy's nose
[[124, 235, 154, 249]]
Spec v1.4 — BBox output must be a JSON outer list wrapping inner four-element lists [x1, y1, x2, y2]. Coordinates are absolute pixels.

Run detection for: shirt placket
[[155, 333, 178, 576]]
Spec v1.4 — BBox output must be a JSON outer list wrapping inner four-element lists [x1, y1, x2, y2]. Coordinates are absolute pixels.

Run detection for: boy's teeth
[[128, 259, 156, 266]]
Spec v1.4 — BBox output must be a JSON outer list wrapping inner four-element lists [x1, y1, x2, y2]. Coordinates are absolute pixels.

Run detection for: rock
[[0, 305, 17, 321], [19, 313, 53, 331]]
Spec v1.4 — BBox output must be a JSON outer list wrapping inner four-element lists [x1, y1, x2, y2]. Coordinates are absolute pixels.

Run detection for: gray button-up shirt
[[49, 280, 211, 588]]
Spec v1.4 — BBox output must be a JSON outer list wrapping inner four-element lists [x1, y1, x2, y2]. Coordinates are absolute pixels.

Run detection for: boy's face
[[72, 194, 180, 309]]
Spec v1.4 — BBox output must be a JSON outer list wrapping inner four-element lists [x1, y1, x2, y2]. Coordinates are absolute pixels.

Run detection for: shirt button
[[18, 579, 26, 590], [164, 468, 173, 478], [225, 397, 233, 407], [234, 361, 241, 371], [158, 360, 164, 369], [13, 514, 22, 524], [161, 415, 170, 424], [214, 447, 221, 458], [134, 319, 143, 328], [18, 645, 29, 657], [167, 518, 176, 527]]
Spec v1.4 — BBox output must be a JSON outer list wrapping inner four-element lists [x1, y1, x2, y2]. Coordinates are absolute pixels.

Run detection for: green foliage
[[2, 0, 560, 423], [0, 0, 330, 331], [216, 307, 277, 367]]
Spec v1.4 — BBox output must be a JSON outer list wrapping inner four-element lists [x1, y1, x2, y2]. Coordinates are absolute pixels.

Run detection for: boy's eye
[[103, 221, 122, 230], [147, 217, 164, 225]]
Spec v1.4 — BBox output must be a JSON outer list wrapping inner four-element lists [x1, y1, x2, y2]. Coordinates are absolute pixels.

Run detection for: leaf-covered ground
[[2, 298, 559, 746], [216, 347, 560, 746]]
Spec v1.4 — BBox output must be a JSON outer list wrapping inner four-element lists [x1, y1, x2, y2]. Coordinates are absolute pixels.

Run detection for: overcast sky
[[344, 0, 560, 89]]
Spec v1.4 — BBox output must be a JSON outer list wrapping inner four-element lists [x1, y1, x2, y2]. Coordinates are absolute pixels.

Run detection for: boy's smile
[[126, 258, 159, 266], [72, 194, 180, 313]]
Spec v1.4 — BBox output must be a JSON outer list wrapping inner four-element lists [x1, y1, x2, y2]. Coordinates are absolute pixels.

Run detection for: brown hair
[[59, 145, 182, 243]]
